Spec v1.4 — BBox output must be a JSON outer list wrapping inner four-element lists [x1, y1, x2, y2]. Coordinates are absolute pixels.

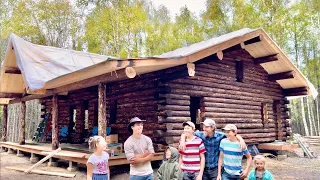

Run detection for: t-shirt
[[219, 138, 249, 176], [248, 169, 273, 180], [124, 134, 155, 176], [179, 136, 206, 172], [87, 151, 109, 174]]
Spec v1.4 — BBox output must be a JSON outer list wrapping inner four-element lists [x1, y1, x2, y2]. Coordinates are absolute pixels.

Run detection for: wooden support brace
[[25, 148, 61, 173], [216, 51, 223, 60], [268, 71, 295, 81], [187, 63, 195, 76], [125, 67, 136, 78], [254, 54, 279, 64], [244, 34, 264, 45]]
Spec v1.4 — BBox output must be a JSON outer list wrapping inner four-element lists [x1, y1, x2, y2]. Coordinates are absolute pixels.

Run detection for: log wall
[[157, 50, 291, 145]]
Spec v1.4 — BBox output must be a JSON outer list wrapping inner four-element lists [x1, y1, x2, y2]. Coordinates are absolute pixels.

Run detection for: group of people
[[86, 117, 273, 180]]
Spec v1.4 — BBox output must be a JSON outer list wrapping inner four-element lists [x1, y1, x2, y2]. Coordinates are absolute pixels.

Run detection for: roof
[[0, 28, 317, 104]]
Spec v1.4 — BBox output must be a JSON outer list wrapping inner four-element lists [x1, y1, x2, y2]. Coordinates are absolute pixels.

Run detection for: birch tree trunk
[[316, 98, 320, 136], [301, 98, 310, 136], [306, 97, 314, 136]]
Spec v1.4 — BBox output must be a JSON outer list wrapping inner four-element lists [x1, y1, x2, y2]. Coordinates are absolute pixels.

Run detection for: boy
[[157, 147, 182, 180], [179, 121, 206, 180], [248, 155, 273, 180], [217, 124, 252, 180]]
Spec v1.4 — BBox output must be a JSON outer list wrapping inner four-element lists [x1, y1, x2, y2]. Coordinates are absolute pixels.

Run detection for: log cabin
[[0, 28, 317, 152]]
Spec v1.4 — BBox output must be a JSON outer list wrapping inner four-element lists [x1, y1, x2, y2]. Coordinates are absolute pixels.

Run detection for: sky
[[151, 0, 207, 18]]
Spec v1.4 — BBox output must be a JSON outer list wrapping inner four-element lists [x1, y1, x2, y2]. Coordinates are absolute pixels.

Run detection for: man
[[124, 117, 155, 180], [179, 118, 246, 180], [179, 121, 206, 180]]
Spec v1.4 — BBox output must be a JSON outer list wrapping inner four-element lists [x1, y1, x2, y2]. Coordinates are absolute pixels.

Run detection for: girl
[[248, 155, 273, 180], [87, 136, 110, 180]]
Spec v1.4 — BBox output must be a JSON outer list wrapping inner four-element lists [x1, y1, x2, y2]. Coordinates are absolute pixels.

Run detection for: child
[[248, 155, 273, 180], [217, 124, 252, 180], [87, 136, 110, 180], [179, 121, 206, 180], [157, 147, 182, 180]]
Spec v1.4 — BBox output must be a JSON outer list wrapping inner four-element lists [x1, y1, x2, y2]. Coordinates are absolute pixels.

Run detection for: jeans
[[182, 171, 199, 180], [129, 173, 153, 180], [222, 171, 241, 180], [92, 173, 108, 180], [203, 167, 218, 180]]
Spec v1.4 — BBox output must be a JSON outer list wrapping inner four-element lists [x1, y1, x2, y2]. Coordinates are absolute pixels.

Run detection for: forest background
[[0, 0, 319, 139]]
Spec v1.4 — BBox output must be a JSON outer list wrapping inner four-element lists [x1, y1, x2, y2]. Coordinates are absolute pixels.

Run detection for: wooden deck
[[258, 142, 300, 152], [0, 142, 164, 166]]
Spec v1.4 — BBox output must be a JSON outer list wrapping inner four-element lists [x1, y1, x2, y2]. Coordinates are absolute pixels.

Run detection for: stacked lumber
[[304, 136, 320, 146]]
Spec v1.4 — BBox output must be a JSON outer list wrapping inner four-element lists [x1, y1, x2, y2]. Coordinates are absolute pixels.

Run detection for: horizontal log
[[284, 91, 308, 97], [268, 71, 295, 81], [245, 137, 276, 144], [165, 130, 184, 136], [204, 112, 261, 119], [203, 102, 261, 110], [157, 110, 190, 117], [158, 105, 190, 111], [117, 101, 158, 108], [0, 93, 22, 98], [254, 54, 279, 64], [158, 99, 190, 106], [158, 116, 191, 123], [154, 93, 190, 100], [166, 123, 185, 130], [203, 97, 261, 106], [244, 34, 264, 45], [222, 43, 245, 54], [213, 118, 262, 124], [240, 132, 285, 139], [165, 136, 181, 144], [204, 107, 260, 114], [237, 128, 277, 134], [216, 123, 263, 129]]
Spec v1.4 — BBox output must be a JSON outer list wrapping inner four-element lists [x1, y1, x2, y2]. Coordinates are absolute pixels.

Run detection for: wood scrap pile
[[304, 136, 320, 146]]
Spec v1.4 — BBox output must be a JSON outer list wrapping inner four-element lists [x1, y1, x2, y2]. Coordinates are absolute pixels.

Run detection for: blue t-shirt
[[87, 151, 109, 174], [219, 138, 249, 175]]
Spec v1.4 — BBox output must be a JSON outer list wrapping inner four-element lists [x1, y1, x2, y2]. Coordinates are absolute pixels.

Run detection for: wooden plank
[[98, 83, 107, 138], [6, 167, 76, 178], [0, 93, 22, 98], [25, 148, 62, 173], [52, 94, 59, 150], [268, 71, 295, 81], [258, 143, 299, 151], [1, 105, 8, 142], [19, 101, 26, 145], [254, 54, 279, 64], [283, 87, 308, 93], [244, 34, 263, 45]]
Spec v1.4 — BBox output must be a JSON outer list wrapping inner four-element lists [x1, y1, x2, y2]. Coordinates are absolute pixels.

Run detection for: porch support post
[[98, 83, 107, 138], [52, 94, 59, 150], [1, 105, 8, 142], [19, 101, 26, 145]]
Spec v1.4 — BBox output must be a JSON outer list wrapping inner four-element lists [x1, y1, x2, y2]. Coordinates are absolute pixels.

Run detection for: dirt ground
[[1, 147, 320, 180]]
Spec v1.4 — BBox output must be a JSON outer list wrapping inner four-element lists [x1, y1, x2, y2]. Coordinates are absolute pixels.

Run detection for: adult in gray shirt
[[124, 117, 155, 180]]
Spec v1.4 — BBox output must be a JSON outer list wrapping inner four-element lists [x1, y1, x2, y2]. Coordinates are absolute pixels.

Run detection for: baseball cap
[[201, 118, 216, 127], [222, 124, 237, 131], [127, 117, 146, 134], [182, 121, 195, 130]]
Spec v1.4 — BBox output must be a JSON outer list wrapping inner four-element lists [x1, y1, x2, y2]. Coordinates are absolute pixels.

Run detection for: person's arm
[[86, 163, 93, 180], [217, 151, 224, 180], [179, 133, 187, 151], [108, 165, 110, 180], [235, 134, 246, 150], [157, 164, 164, 180], [130, 137, 155, 164], [197, 153, 205, 180], [240, 152, 252, 179]]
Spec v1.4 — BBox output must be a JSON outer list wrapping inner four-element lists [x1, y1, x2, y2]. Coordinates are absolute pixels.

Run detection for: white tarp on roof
[[8, 33, 115, 90], [158, 28, 254, 58]]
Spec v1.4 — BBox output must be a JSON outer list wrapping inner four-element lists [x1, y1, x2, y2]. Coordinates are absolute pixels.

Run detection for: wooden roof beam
[[254, 54, 279, 64], [268, 71, 295, 81], [222, 43, 245, 54], [285, 90, 308, 97], [0, 93, 22, 98], [244, 34, 264, 45], [283, 87, 308, 94], [4, 67, 21, 74]]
